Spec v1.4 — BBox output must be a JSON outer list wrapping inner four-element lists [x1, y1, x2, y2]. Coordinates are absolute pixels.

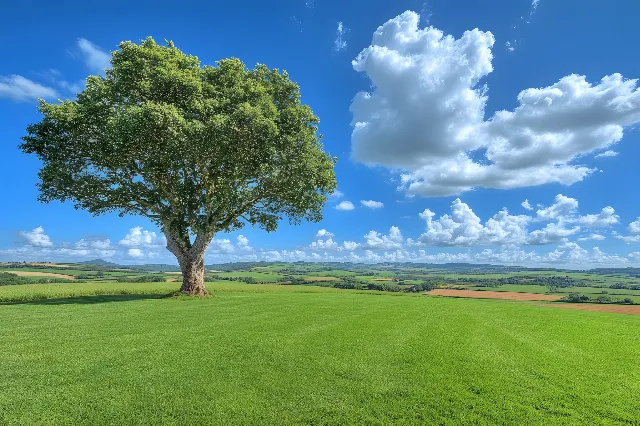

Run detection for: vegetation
[[1, 283, 638, 424], [21, 37, 337, 295]]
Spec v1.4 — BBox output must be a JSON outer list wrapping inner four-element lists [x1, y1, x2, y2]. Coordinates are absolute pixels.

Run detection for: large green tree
[[21, 38, 337, 295]]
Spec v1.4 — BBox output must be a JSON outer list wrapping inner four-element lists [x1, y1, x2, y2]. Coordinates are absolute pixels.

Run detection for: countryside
[[2, 0, 639, 424]]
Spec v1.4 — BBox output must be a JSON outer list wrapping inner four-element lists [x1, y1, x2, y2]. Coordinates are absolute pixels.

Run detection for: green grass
[[1, 283, 639, 424]]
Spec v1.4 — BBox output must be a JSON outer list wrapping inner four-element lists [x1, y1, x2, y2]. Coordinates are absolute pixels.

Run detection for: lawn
[[1, 283, 639, 425]]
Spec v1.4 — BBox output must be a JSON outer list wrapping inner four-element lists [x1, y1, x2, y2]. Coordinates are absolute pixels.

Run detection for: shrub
[[594, 295, 612, 304], [562, 293, 590, 303]]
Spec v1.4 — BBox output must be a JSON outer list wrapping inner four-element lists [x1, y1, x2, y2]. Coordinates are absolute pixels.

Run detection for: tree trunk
[[164, 226, 213, 297], [177, 252, 208, 296]]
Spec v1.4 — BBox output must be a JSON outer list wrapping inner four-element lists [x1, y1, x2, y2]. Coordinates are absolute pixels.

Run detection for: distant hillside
[[79, 259, 121, 267], [127, 264, 182, 273]]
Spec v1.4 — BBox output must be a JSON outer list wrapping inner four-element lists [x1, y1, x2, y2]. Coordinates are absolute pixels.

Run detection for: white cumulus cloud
[[364, 226, 404, 250], [350, 11, 640, 197], [119, 227, 165, 247], [18, 226, 54, 247], [361, 200, 384, 209], [316, 229, 335, 238], [127, 248, 144, 258], [336, 201, 355, 211], [521, 199, 533, 210]]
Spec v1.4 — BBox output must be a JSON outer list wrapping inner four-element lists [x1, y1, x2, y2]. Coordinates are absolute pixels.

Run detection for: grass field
[[1, 282, 639, 424]]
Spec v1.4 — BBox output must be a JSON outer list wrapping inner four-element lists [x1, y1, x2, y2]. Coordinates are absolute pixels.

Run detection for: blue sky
[[2, 0, 640, 267]]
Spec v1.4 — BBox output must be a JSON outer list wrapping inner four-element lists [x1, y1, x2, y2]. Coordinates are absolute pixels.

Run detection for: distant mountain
[[127, 264, 182, 272], [79, 259, 121, 267]]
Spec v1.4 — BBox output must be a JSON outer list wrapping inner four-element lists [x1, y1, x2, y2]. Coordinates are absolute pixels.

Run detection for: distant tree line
[[116, 275, 166, 283], [0, 272, 76, 286], [561, 292, 636, 305]]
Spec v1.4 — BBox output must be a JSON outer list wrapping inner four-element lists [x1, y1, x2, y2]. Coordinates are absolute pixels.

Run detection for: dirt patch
[[546, 303, 640, 316], [373, 278, 393, 281], [304, 276, 342, 282], [4, 271, 76, 280], [164, 272, 182, 275], [427, 289, 562, 301]]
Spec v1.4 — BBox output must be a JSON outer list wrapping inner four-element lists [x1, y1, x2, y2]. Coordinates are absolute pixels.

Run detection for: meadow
[[1, 283, 639, 425], [1, 262, 640, 424]]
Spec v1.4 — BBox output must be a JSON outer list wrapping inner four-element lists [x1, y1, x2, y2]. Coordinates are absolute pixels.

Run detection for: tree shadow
[[0, 293, 172, 306]]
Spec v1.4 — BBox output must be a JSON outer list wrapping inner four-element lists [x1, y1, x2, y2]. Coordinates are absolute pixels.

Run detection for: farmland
[[1, 261, 640, 424]]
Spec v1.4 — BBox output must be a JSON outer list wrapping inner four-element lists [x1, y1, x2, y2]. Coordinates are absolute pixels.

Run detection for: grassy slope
[[1, 285, 639, 425]]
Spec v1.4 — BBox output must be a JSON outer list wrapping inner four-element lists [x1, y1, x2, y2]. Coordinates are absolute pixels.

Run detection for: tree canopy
[[21, 37, 337, 294]]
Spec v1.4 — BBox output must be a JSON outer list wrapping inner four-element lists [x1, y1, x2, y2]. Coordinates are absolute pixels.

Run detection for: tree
[[21, 38, 337, 295]]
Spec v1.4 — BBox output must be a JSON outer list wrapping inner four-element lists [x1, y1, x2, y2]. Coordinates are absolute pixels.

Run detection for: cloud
[[574, 206, 619, 227], [414, 199, 531, 246], [335, 22, 347, 51], [127, 248, 145, 258], [505, 41, 515, 52], [350, 11, 640, 197], [360, 200, 384, 209], [578, 233, 606, 241], [527, 223, 581, 245], [336, 201, 355, 211], [628, 217, 640, 233], [521, 199, 533, 210], [309, 232, 361, 251], [316, 229, 335, 238], [0, 75, 58, 102], [77, 38, 111, 73], [534, 194, 618, 227], [595, 150, 618, 158], [329, 190, 344, 199], [614, 217, 640, 243], [18, 226, 54, 247], [236, 235, 254, 252], [364, 226, 404, 250], [535, 194, 578, 221], [75, 239, 112, 249], [209, 239, 235, 253], [310, 238, 339, 251], [118, 227, 165, 247]]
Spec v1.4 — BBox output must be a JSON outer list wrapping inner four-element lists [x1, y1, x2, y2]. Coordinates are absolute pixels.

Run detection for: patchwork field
[[428, 289, 564, 301], [0, 270, 76, 280]]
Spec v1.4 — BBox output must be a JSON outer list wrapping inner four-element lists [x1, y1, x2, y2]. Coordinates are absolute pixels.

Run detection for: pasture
[[1, 281, 639, 425]]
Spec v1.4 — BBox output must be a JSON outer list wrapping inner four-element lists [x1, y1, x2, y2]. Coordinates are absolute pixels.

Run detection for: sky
[[2, 0, 640, 268]]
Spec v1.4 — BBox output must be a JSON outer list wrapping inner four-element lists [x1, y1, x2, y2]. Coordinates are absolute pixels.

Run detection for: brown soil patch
[[304, 276, 342, 282], [427, 289, 562, 301], [4, 271, 76, 280], [373, 278, 393, 281], [164, 272, 182, 275], [545, 303, 640, 316]]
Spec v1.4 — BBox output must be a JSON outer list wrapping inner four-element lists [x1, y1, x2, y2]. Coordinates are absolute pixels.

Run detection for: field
[[1, 283, 639, 424], [2, 262, 640, 424]]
